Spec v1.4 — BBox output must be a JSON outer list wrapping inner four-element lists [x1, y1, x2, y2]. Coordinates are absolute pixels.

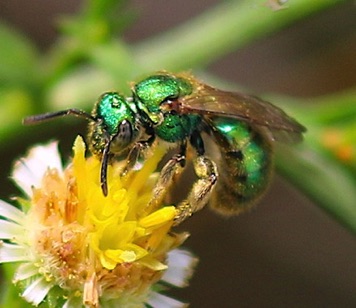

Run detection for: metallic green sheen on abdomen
[[210, 117, 272, 214]]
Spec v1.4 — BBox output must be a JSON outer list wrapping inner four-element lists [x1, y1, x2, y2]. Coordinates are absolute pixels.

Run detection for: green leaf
[[0, 87, 32, 142], [0, 264, 28, 307], [88, 41, 138, 85], [0, 22, 38, 86], [45, 66, 116, 111], [83, 0, 129, 20], [59, 0, 134, 43]]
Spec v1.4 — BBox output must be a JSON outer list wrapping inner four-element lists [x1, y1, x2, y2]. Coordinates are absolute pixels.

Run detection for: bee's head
[[88, 92, 139, 157]]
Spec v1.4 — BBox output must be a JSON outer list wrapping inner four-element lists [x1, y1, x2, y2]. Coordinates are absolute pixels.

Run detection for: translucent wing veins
[[177, 83, 306, 142]]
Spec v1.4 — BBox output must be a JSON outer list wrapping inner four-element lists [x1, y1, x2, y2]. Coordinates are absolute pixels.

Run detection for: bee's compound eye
[[119, 120, 133, 143], [111, 120, 134, 153]]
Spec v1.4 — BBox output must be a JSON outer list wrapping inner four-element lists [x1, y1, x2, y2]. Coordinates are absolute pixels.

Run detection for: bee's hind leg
[[146, 131, 218, 225], [173, 131, 218, 225], [173, 155, 218, 225]]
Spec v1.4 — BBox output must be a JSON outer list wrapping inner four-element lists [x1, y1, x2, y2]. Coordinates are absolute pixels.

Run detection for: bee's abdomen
[[209, 118, 273, 215]]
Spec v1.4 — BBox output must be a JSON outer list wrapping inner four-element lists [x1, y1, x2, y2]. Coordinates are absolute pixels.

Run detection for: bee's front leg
[[144, 142, 187, 215], [121, 134, 156, 176], [173, 156, 218, 225], [151, 153, 186, 204]]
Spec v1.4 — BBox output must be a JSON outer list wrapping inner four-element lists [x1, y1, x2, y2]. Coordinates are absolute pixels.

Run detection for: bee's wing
[[179, 84, 306, 143]]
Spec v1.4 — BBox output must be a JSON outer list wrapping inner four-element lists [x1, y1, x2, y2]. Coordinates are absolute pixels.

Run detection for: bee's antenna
[[23, 109, 96, 125], [100, 138, 112, 197]]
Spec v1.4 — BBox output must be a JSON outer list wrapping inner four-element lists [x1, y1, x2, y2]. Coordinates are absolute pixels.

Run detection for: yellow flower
[[0, 136, 197, 307]]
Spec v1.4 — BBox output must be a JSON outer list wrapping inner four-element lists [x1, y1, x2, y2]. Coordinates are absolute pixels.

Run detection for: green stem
[[133, 0, 347, 71], [263, 89, 356, 232], [276, 144, 356, 234], [304, 89, 356, 124], [264, 88, 356, 126]]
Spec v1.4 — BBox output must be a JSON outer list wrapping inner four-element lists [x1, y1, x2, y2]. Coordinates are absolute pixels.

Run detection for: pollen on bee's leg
[[173, 156, 218, 226]]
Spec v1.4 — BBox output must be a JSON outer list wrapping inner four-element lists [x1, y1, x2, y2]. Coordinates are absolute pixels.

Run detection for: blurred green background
[[0, 0, 355, 307]]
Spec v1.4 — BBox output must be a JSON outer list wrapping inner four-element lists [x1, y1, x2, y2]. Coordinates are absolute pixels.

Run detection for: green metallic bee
[[23, 72, 305, 225]]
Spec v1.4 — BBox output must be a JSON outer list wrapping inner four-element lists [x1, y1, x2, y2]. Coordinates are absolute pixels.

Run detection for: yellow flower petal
[[139, 206, 176, 229], [99, 252, 118, 270], [3, 137, 194, 306], [101, 221, 137, 249], [139, 256, 168, 271]]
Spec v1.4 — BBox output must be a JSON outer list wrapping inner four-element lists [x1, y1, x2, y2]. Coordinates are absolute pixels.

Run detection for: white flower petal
[[161, 249, 198, 288], [14, 262, 39, 282], [12, 141, 63, 196], [63, 296, 82, 308], [147, 291, 187, 308], [0, 200, 26, 224], [0, 219, 26, 240], [0, 242, 30, 262], [22, 276, 52, 306]]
